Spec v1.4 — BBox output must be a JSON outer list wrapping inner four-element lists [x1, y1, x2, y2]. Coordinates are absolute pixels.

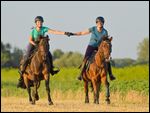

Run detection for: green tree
[[53, 49, 64, 60], [5, 43, 12, 51], [54, 51, 83, 68], [1, 52, 11, 67], [137, 38, 149, 62], [1, 41, 23, 68], [11, 47, 23, 67], [1, 41, 5, 52], [112, 58, 136, 67], [1, 42, 12, 68]]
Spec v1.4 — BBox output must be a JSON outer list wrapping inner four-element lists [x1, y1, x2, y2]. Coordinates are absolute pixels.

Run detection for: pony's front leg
[[27, 87, 33, 104], [35, 81, 40, 101], [101, 69, 110, 104], [45, 74, 53, 105], [23, 75, 33, 104], [84, 80, 89, 103], [105, 81, 110, 104], [102, 74, 110, 104], [92, 79, 99, 104], [32, 81, 37, 105]]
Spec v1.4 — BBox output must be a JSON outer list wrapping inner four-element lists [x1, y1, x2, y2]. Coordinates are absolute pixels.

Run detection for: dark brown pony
[[20, 35, 53, 105], [82, 36, 112, 104]]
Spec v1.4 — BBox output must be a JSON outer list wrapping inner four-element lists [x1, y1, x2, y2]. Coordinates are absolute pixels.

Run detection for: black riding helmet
[[35, 16, 44, 23], [96, 16, 105, 24]]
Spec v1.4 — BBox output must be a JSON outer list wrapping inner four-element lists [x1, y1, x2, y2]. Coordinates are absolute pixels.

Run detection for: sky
[[1, 1, 149, 60]]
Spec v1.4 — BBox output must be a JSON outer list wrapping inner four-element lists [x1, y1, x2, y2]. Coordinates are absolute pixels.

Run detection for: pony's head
[[37, 35, 50, 61], [98, 36, 112, 61]]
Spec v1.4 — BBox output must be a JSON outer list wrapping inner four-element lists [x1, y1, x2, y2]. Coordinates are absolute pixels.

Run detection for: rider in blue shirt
[[72, 16, 116, 81]]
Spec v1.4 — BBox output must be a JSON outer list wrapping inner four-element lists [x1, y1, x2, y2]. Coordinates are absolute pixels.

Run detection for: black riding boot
[[107, 62, 116, 81], [48, 52, 60, 76]]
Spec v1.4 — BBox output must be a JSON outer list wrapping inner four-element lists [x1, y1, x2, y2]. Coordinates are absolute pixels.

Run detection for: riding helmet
[[35, 16, 44, 23], [96, 16, 105, 24]]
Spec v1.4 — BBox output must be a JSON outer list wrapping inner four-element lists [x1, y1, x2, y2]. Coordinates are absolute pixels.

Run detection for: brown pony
[[20, 35, 53, 105], [82, 36, 112, 104]]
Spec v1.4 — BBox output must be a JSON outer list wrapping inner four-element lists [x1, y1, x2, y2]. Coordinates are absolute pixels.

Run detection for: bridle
[[37, 39, 49, 62]]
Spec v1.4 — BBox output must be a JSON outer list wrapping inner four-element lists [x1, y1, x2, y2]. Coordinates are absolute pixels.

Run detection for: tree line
[[1, 37, 149, 68], [1, 42, 23, 68]]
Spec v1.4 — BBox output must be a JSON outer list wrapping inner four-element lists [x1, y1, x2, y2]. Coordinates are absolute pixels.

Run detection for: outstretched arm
[[74, 29, 91, 36], [48, 29, 65, 35], [48, 29, 73, 37]]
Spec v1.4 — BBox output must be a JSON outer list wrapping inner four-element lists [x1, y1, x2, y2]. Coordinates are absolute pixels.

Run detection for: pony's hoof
[[106, 100, 110, 104], [94, 101, 99, 104], [96, 101, 99, 104], [35, 94, 39, 101], [90, 88, 94, 92], [48, 101, 53, 105], [29, 101, 33, 104], [106, 99, 110, 104], [85, 100, 89, 103], [30, 101, 35, 105]]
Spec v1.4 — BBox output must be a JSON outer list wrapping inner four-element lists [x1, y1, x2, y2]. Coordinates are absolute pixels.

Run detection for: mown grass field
[[1, 64, 149, 112]]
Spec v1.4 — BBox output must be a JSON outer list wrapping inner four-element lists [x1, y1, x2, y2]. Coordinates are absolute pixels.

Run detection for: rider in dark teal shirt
[[17, 16, 72, 88], [72, 16, 116, 81]]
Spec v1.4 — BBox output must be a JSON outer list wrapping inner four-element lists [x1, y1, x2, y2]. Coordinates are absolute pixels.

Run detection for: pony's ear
[[109, 37, 113, 42], [102, 36, 108, 41], [46, 35, 49, 38], [46, 35, 50, 41], [38, 35, 43, 41]]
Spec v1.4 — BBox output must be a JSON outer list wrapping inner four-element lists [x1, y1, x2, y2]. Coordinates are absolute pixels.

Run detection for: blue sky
[[1, 1, 149, 59]]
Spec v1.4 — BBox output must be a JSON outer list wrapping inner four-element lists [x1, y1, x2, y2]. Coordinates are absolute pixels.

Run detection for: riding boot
[[48, 52, 60, 76], [107, 62, 116, 81], [49, 63, 60, 76]]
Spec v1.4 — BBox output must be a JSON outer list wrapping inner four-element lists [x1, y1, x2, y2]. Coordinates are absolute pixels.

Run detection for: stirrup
[[50, 68, 60, 76], [77, 75, 82, 81], [110, 75, 116, 81]]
